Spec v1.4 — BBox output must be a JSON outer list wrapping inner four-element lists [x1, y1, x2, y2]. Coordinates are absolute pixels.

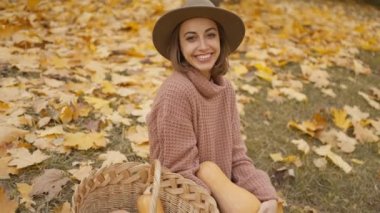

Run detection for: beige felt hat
[[152, 0, 245, 60]]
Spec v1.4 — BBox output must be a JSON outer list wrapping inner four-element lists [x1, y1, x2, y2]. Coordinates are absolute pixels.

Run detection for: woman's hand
[[258, 199, 278, 213]]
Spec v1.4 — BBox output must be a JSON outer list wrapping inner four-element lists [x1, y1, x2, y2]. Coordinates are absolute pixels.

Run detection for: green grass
[[243, 51, 380, 212]]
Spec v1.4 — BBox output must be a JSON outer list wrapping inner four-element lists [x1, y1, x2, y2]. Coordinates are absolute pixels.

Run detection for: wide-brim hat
[[152, 0, 245, 60]]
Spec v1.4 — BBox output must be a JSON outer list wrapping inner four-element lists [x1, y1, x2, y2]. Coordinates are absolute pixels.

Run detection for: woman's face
[[179, 18, 220, 78]]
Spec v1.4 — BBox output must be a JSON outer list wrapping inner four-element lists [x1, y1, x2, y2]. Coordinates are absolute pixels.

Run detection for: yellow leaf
[[331, 108, 351, 131], [101, 81, 117, 94], [269, 152, 283, 162], [358, 91, 380, 110], [17, 183, 35, 211], [59, 106, 74, 124], [63, 132, 107, 150], [126, 125, 149, 144], [131, 142, 149, 159], [27, 0, 40, 10], [36, 125, 65, 137], [0, 157, 18, 179], [279, 88, 307, 102], [351, 159, 364, 165], [326, 151, 352, 173], [254, 63, 274, 82], [0, 101, 10, 112], [232, 64, 248, 76], [8, 148, 50, 169], [0, 187, 18, 213], [241, 84, 260, 95]]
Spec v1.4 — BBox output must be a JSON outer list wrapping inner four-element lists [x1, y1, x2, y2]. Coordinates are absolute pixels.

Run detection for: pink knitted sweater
[[147, 69, 278, 201]]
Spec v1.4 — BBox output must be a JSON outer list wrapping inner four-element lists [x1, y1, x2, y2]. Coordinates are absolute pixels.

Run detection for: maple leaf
[[30, 169, 70, 201], [331, 108, 351, 131], [8, 148, 50, 169], [353, 121, 379, 143], [0, 187, 18, 213], [17, 183, 35, 211], [0, 156, 18, 179], [336, 131, 357, 153], [0, 125, 28, 144], [288, 114, 326, 137], [98, 150, 127, 168], [343, 105, 369, 122], [63, 132, 107, 150]]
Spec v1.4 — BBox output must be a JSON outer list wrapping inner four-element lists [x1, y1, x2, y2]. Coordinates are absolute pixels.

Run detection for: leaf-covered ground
[[0, 0, 379, 212]]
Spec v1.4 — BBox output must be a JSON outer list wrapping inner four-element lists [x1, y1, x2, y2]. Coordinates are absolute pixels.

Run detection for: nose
[[198, 37, 208, 51]]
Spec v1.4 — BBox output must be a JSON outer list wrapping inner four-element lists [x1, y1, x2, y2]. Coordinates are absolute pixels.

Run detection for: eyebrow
[[183, 27, 217, 36]]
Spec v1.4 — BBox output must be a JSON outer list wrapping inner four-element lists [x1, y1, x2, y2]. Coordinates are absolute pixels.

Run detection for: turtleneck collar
[[184, 69, 226, 98]]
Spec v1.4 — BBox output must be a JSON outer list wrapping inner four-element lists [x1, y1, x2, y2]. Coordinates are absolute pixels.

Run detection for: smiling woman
[[147, 0, 280, 212]]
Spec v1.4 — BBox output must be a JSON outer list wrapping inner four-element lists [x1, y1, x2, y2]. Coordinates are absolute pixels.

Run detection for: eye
[[186, 35, 196, 42], [207, 33, 217, 39]]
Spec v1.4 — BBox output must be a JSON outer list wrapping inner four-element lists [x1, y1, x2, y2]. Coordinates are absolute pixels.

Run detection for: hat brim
[[152, 6, 245, 60]]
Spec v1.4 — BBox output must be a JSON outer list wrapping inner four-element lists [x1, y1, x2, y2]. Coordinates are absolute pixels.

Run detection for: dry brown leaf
[[0, 156, 18, 179], [17, 183, 35, 211], [0, 187, 18, 213], [353, 121, 379, 143], [288, 114, 326, 137], [8, 148, 50, 169], [30, 169, 70, 201], [0, 125, 28, 144], [63, 132, 107, 150], [98, 150, 127, 168]]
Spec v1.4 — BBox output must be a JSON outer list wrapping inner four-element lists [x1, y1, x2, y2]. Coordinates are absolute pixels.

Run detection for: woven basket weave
[[72, 160, 219, 213]]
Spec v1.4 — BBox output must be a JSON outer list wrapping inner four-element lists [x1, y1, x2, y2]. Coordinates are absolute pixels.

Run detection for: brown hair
[[168, 21, 230, 78]]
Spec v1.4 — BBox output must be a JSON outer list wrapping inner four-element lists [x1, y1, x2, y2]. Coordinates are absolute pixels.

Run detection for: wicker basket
[[72, 160, 219, 213]]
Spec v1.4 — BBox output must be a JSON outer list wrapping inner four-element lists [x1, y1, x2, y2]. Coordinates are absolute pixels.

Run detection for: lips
[[195, 53, 212, 62]]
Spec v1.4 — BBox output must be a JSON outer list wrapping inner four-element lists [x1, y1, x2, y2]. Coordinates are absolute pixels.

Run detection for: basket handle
[[149, 159, 161, 213]]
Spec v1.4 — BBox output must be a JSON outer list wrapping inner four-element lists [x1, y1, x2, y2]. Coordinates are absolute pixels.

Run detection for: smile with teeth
[[195, 53, 212, 62]]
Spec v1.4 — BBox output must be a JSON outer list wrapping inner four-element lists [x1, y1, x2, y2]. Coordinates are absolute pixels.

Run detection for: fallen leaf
[[370, 119, 380, 135], [0, 156, 18, 179], [0, 125, 28, 144], [270, 152, 284, 162], [98, 150, 127, 168], [344, 105, 369, 122], [30, 169, 70, 201], [126, 125, 149, 145], [232, 64, 249, 76], [0, 187, 18, 213], [331, 108, 351, 131], [8, 148, 50, 169], [291, 139, 310, 154], [370, 87, 380, 100], [63, 132, 107, 150], [313, 157, 327, 170], [37, 117, 51, 128], [279, 88, 307, 102], [241, 84, 260, 95], [17, 183, 35, 211], [358, 91, 380, 110], [313, 145, 352, 173], [131, 142, 149, 159], [353, 121, 379, 143], [59, 105, 74, 124], [36, 125, 66, 137], [351, 159, 364, 165], [336, 131, 357, 153], [68, 165, 93, 181]]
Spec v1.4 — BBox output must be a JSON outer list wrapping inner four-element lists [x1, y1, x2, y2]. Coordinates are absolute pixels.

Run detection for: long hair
[[168, 21, 230, 78]]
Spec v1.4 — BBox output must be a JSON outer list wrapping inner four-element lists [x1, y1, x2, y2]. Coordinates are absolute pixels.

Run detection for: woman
[[147, 0, 278, 212]]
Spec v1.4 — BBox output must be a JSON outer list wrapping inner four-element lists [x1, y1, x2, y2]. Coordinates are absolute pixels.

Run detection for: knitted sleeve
[[147, 86, 210, 192], [229, 87, 278, 201]]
